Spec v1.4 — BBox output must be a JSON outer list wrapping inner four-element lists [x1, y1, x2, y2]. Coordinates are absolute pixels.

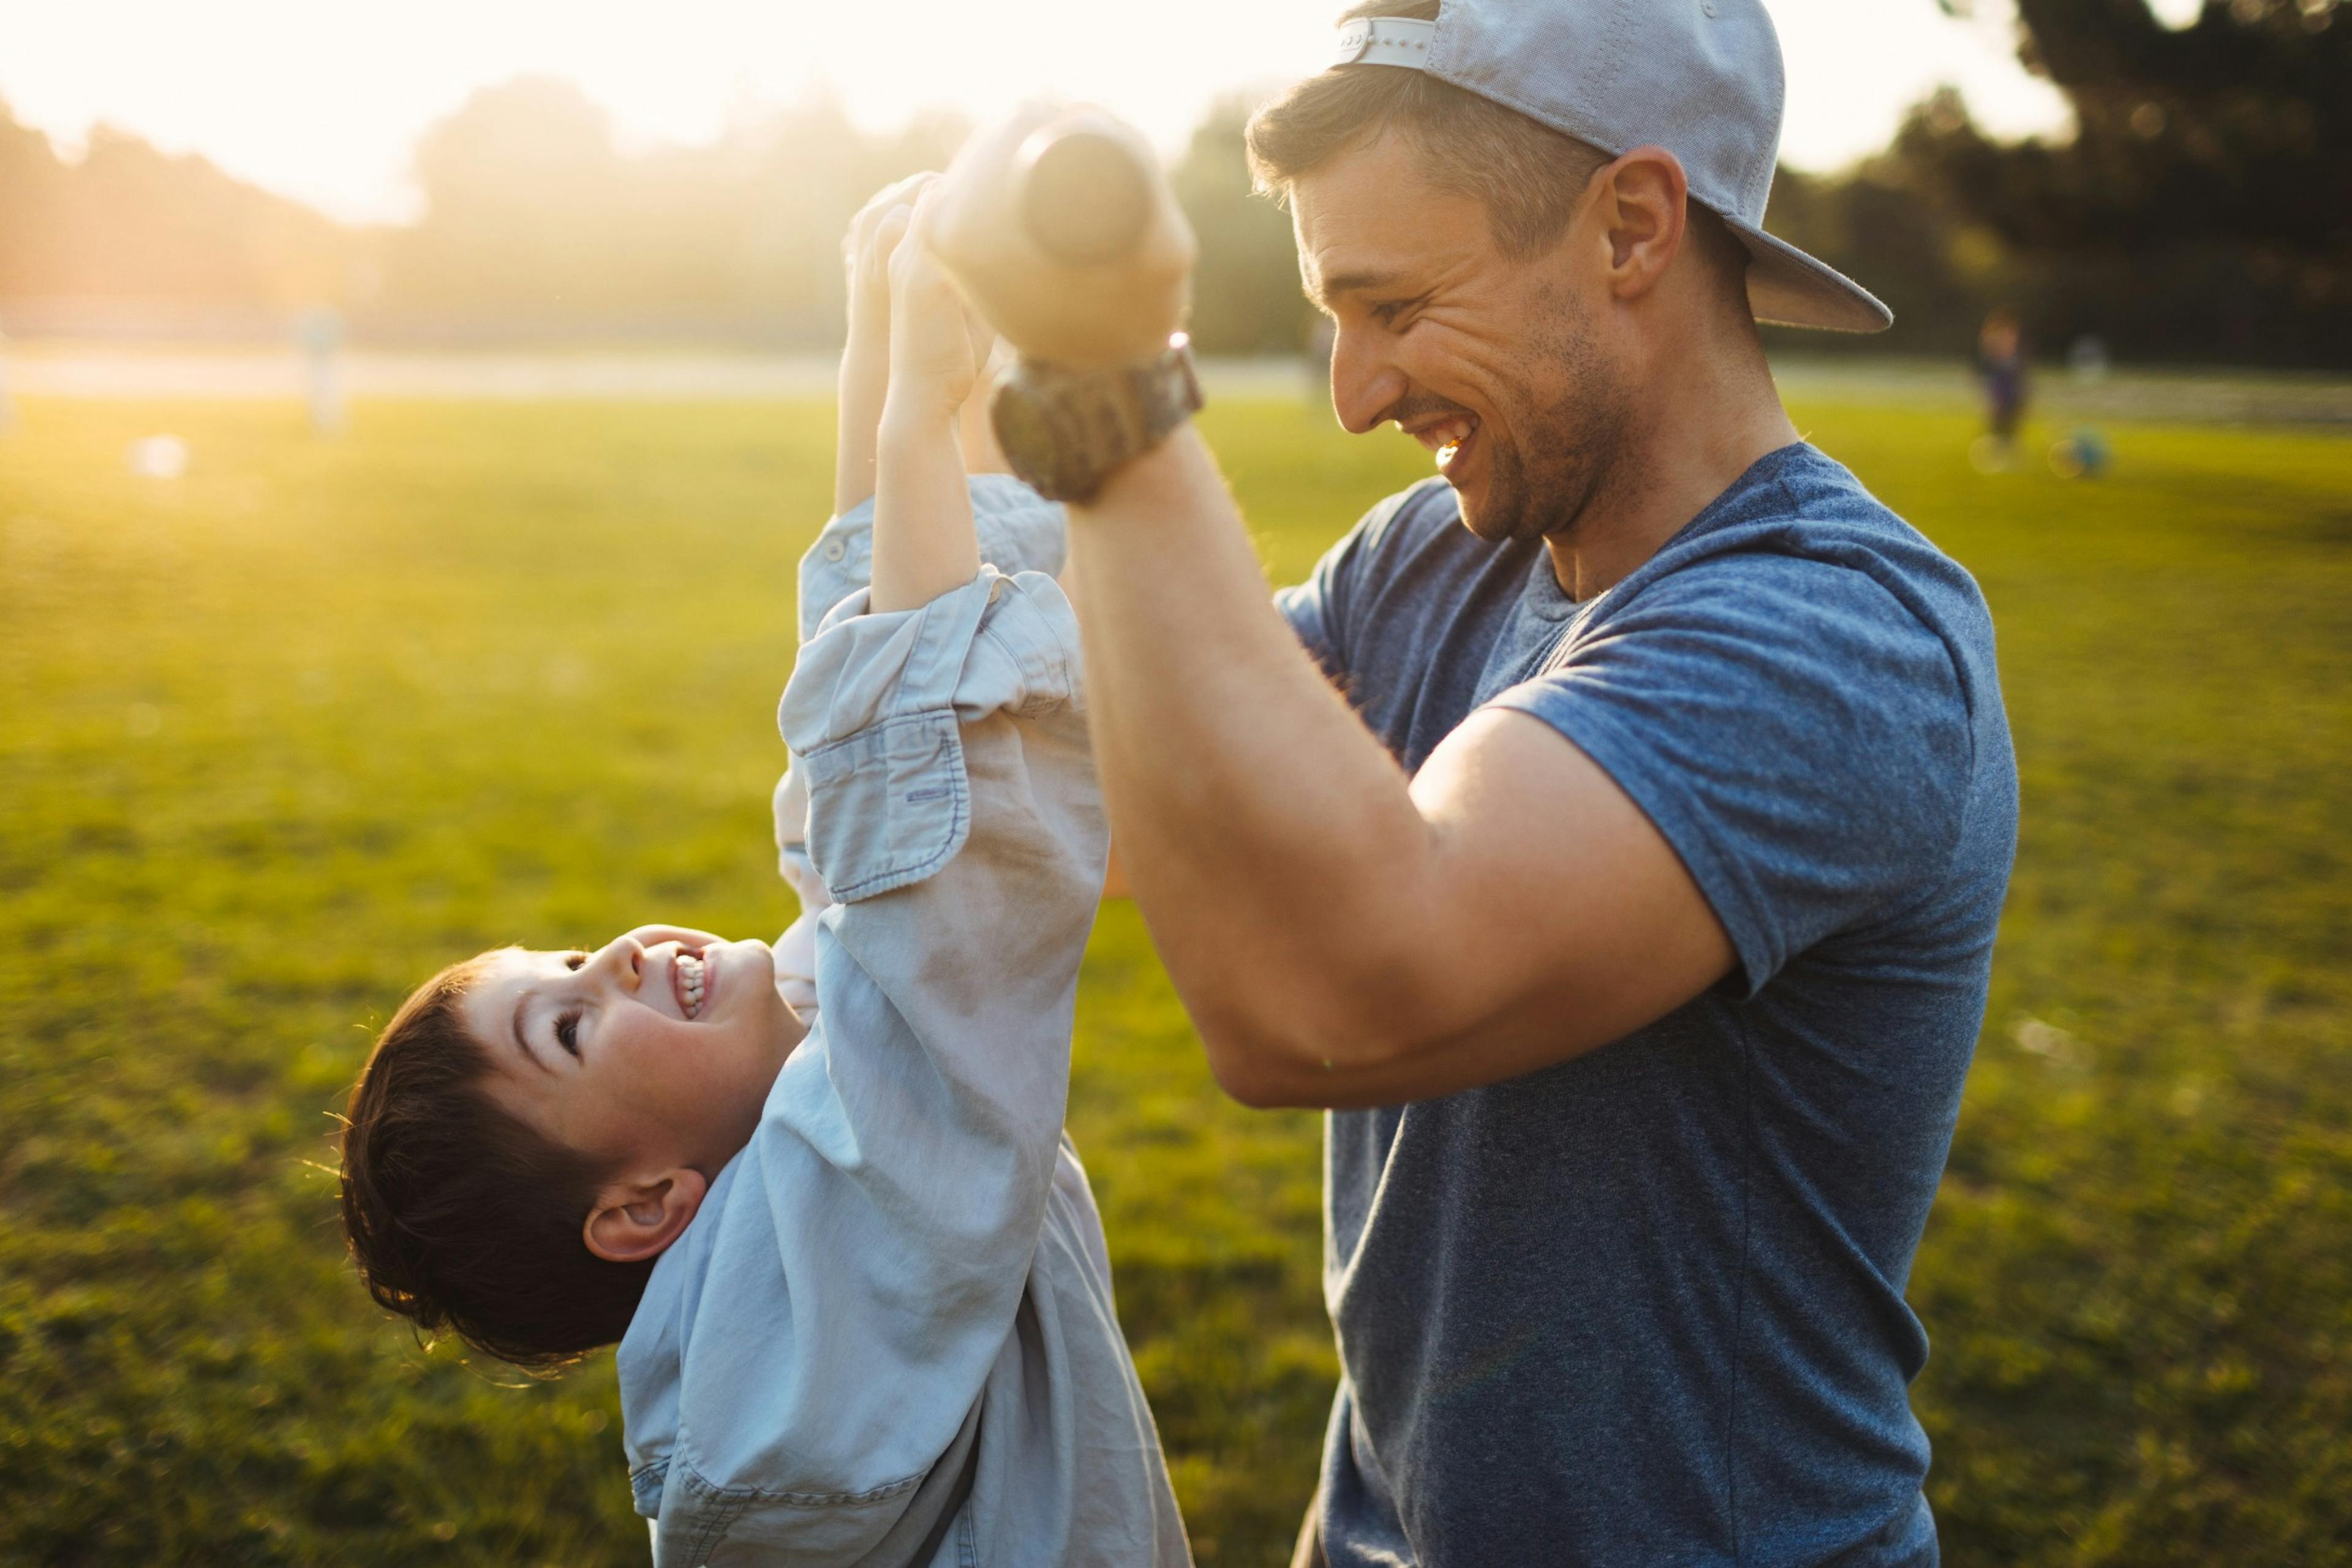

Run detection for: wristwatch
[[989, 334, 1205, 505]]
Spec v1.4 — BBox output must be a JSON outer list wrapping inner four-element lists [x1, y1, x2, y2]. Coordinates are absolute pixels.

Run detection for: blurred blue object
[[2051, 427, 2111, 480]]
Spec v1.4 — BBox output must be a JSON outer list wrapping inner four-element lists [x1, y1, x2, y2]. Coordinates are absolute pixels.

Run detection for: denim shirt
[[618, 483, 1189, 1567]]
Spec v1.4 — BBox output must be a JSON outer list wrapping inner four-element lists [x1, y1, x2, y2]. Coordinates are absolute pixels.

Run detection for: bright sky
[[0, 0, 2076, 225]]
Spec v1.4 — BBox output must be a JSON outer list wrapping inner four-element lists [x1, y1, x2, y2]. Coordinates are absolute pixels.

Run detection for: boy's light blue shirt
[[617, 482, 1188, 1567]]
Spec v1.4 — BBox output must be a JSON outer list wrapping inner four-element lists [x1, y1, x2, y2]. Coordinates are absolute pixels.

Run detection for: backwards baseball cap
[[1332, 1, 1891, 333]]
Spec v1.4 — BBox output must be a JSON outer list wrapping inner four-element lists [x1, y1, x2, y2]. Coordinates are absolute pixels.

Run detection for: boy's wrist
[[878, 395, 963, 448], [840, 344, 888, 399]]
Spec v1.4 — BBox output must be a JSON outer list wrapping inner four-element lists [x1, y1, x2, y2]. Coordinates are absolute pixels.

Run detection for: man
[[932, 1, 2017, 1563]]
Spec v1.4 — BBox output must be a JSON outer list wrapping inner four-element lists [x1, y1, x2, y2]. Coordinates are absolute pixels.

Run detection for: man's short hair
[[1248, 0, 1751, 288], [338, 956, 652, 1370]]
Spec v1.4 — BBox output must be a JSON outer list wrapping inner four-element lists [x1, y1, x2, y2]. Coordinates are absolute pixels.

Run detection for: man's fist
[[925, 105, 1198, 371]]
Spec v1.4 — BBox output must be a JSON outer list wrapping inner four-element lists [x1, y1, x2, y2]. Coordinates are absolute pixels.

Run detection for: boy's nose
[[590, 936, 647, 992]]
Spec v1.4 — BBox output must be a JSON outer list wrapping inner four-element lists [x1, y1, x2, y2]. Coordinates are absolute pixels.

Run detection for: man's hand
[[925, 106, 1198, 369]]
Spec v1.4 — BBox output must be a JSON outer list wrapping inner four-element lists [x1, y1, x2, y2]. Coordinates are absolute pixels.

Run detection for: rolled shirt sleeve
[[773, 477, 1072, 1022]]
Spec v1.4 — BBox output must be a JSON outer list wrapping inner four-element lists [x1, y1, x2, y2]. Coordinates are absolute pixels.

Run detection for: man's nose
[[1329, 325, 1409, 437]]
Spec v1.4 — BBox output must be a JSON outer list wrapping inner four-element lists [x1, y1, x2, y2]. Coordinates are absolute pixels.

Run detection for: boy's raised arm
[[626, 197, 1111, 1566], [869, 197, 990, 613], [833, 173, 930, 521]]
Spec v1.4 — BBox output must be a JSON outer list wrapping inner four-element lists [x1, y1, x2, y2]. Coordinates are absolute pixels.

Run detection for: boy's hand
[[843, 173, 938, 363], [884, 192, 997, 429], [835, 173, 938, 518]]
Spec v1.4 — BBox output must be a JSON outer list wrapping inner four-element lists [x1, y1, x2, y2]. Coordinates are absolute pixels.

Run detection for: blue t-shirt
[[1276, 445, 2016, 1568]]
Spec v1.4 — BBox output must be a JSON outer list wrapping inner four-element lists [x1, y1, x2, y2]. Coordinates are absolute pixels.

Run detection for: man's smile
[[1403, 412, 1482, 477]]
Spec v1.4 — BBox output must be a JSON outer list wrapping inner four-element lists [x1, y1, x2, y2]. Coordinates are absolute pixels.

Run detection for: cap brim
[[1727, 217, 1893, 334]]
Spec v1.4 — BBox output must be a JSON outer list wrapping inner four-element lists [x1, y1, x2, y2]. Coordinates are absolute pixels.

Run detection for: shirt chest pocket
[[795, 711, 971, 904]]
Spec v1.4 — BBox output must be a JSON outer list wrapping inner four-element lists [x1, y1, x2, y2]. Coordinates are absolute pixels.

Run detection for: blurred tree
[[374, 78, 963, 342], [7, 12, 2347, 367], [0, 100, 345, 321], [0, 105, 70, 300], [1861, 0, 2352, 362], [1172, 100, 1313, 355], [2005, 0, 2346, 255]]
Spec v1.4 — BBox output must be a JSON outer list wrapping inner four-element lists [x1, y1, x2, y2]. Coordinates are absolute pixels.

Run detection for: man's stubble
[[1458, 288, 1631, 550]]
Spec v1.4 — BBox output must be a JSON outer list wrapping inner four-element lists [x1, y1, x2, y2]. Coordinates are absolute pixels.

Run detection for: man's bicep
[[1384, 708, 1736, 1097]]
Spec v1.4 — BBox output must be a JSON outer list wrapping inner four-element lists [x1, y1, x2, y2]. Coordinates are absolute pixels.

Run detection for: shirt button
[[822, 538, 847, 562]]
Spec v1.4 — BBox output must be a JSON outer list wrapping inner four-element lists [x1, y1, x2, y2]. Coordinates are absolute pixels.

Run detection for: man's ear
[[582, 1169, 708, 1264], [1591, 146, 1690, 303]]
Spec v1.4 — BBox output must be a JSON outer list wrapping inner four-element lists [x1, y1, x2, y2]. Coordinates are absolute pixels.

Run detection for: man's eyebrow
[[1316, 269, 1403, 302], [510, 988, 551, 1072]]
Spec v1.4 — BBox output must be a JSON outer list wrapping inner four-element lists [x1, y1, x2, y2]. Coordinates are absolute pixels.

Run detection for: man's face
[[464, 927, 805, 1177], [1293, 132, 1629, 543]]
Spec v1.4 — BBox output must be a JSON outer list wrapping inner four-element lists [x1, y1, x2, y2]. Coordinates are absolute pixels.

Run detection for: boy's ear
[[583, 1169, 708, 1264]]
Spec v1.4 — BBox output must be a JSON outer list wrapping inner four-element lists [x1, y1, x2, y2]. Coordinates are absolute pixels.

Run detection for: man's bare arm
[[924, 107, 1732, 1106], [1065, 429, 1733, 1109]]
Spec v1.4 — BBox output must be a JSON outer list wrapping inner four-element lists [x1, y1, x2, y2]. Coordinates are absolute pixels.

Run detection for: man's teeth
[[679, 954, 706, 1019], [1430, 420, 1476, 470]]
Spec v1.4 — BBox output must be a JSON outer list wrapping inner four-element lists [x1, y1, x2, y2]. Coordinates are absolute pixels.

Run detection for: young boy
[[337, 180, 1191, 1566]]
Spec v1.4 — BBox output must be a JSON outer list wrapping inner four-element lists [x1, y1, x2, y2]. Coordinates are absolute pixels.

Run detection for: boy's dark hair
[[1248, 0, 1749, 284], [338, 956, 652, 1370]]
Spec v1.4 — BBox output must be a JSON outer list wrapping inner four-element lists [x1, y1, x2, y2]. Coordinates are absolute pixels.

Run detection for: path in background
[[7, 342, 2351, 426]]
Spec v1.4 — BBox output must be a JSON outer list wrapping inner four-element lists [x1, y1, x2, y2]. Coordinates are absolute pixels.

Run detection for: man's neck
[[1544, 334, 1799, 602]]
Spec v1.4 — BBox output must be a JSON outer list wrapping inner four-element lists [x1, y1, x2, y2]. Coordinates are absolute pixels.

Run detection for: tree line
[[0, 0, 2342, 364]]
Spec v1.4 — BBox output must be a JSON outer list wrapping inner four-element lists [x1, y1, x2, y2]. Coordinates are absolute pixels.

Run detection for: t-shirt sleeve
[[1483, 555, 1974, 996], [1275, 483, 1434, 677], [1275, 533, 1354, 676]]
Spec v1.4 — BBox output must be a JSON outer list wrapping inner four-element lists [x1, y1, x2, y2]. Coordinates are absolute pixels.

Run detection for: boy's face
[[464, 927, 805, 1178]]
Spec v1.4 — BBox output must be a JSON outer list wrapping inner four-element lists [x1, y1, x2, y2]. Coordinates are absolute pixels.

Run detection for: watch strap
[[990, 336, 1205, 504]]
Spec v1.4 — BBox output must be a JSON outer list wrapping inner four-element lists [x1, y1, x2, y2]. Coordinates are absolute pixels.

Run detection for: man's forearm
[[1065, 429, 1447, 1102]]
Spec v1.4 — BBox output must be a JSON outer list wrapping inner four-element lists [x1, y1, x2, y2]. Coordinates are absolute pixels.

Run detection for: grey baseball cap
[[1332, 1, 1893, 333]]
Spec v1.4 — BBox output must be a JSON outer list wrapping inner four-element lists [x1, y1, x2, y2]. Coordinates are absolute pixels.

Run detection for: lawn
[[1, 393, 2346, 1566]]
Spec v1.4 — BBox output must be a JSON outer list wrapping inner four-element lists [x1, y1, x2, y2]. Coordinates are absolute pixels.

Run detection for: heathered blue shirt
[[1275, 445, 2016, 1568]]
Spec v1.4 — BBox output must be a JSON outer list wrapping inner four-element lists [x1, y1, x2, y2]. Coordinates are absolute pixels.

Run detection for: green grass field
[[2, 393, 2347, 1566]]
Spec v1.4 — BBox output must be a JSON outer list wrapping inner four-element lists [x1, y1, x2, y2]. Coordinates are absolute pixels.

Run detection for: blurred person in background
[[1975, 307, 2030, 470]]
